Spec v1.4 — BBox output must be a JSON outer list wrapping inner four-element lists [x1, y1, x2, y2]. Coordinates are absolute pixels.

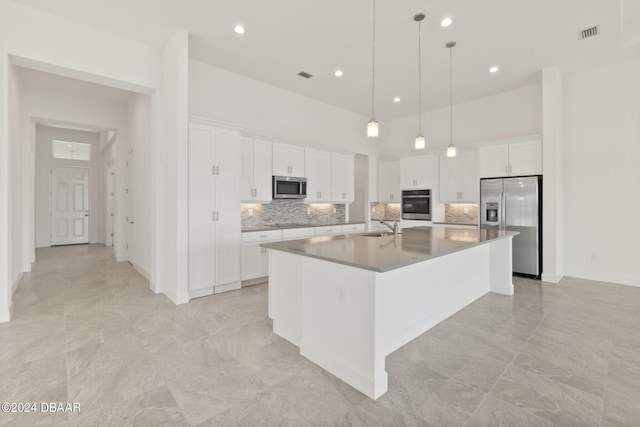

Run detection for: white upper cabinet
[[439, 152, 478, 203], [478, 139, 541, 178], [305, 148, 333, 202], [331, 153, 355, 203], [273, 142, 305, 177], [378, 160, 400, 203], [241, 137, 272, 203], [508, 140, 542, 176], [401, 155, 436, 189]]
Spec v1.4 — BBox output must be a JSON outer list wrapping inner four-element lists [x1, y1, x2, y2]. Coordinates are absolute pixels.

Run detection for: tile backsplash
[[242, 199, 345, 229], [444, 204, 478, 225], [370, 203, 401, 221]]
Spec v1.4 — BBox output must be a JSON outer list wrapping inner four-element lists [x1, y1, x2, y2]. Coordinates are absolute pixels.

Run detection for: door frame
[[49, 165, 91, 246]]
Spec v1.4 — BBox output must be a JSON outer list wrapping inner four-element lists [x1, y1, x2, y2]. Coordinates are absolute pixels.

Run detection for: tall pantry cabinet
[[188, 121, 241, 298]]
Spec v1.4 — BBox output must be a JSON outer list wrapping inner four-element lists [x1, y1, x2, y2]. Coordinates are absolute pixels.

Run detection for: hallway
[[1, 245, 640, 426]]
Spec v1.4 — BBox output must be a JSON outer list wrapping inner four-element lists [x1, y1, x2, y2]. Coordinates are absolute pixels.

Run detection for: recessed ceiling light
[[441, 18, 452, 27], [393, 97, 401, 103], [489, 66, 499, 73], [234, 25, 245, 34], [334, 70, 343, 77]]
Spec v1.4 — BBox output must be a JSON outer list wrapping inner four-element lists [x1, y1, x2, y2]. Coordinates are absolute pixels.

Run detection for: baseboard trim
[[165, 289, 191, 305], [0, 302, 12, 323], [132, 262, 152, 282], [542, 272, 563, 283], [11, 272, 23, 295]]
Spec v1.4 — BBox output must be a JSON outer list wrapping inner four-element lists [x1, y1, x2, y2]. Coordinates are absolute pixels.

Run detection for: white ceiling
[[12, 0, 640, 120]]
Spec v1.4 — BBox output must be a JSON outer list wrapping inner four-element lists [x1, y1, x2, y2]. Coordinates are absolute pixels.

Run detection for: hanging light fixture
[[414, 13, 426, 150], [367, 0, 379, 138], [446, 41, 457, 157]]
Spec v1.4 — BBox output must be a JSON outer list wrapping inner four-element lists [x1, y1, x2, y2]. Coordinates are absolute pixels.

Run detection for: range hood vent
[[579, 25, 600, 40], [298, 71, 313, 78]]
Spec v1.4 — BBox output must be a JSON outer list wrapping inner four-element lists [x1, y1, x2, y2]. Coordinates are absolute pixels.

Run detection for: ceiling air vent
[[298, 71, 313, 78], [579, 25, 600, 40]]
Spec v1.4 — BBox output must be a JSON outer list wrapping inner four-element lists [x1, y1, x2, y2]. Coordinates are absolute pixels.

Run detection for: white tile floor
[[1, 244, 639, 426]]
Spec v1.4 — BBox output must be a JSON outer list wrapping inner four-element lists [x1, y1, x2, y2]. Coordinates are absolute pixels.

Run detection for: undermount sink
[[360, 232, 396, 237]]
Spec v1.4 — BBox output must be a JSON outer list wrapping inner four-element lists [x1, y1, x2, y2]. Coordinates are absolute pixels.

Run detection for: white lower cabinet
[[315, 225, 342, 236], [341, 223, 365, 234], [188, 122, 242, 298], [241, 223, 365, 281], [241, 230, 282, 281]]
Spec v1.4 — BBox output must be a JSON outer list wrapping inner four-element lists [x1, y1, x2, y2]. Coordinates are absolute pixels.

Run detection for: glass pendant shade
[[447, 144, 456, 157], [367, 119, 379, 137], [415, 134, 425, 150]]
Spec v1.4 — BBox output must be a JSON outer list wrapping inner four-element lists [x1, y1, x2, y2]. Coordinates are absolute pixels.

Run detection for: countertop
[[242, 221, 366, 233], [261, 226, 517, 273]]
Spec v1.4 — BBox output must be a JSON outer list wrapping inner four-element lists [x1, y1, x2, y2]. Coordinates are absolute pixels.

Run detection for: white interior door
[[106, 164, 114, 247], [50, 166, 90, 245], [126, 151, 134, 261]]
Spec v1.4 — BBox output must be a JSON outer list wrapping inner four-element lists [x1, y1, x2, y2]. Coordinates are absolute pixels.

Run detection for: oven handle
[[402, 195, 431, 199]]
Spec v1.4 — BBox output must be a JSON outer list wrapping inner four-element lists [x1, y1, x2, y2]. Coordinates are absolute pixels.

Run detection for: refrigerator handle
[[500, 192, 506, 231]]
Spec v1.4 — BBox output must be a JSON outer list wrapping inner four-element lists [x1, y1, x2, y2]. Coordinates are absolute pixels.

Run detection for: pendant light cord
[[449, 44, 453, 146], [371, 0, 376, 120], [418, 19, 422, 135]]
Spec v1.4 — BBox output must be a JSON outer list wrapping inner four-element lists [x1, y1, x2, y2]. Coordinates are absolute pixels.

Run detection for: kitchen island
[[261, 226, 517, 399]]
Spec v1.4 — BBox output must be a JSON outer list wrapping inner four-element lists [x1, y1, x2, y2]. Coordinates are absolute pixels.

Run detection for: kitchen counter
[[242, 221, 365, 233], [266, 226, 517, 399], [262, 227, 515, 272]]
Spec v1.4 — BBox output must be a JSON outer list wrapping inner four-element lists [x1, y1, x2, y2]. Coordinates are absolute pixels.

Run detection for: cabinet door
[[416, 155, 437, 189], [378, 160, 400, 202], [331, 153, 354, 202], [241, 242, 263, 280], [252, 139, 273, 202], [188, 123, 216, 292], [400, 157, 417, 189], [509, 140, 541, 176], [459, 152, 479, 202], [240, 138, 254, 202], [478, 145, 509, 178], [214, 129, 241, 287], [305, 149, 332, 202], [439, 155, 459, 202], [273, 143, 305, 177]]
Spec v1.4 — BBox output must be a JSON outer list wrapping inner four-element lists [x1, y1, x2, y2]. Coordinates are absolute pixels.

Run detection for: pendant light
[[446, 41, 457, 157], [414, 13, 426, 150], [367, 0, 379, 137]]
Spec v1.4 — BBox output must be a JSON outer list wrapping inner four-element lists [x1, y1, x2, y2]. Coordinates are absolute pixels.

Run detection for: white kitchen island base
[[266, 229, 515, 399]]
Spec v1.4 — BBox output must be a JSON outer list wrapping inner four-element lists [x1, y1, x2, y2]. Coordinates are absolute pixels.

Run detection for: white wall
[[542, 67, 564, 283], [9, 65, 23, 299], [378, 84, 543, 159], [125, 94, 153, 279], [34, 126, 102, 247], [563, 60, 640, 286], [159, 29, 190, 304], [189, 60, 376, 156]]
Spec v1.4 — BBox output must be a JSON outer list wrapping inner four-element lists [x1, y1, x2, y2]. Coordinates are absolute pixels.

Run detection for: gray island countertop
[[261, 226, 518, 272]]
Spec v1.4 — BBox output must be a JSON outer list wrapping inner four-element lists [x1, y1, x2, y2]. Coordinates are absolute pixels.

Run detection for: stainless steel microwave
[[272, 175, 307, 199]]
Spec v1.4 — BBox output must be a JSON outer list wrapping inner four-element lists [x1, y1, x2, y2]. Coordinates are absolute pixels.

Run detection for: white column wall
[[563, 60, 640, 286], [159, 29, 190, 304], [125, 94, 153, 279], [8, 65, 23, 301], [542, 67, 564, 283]]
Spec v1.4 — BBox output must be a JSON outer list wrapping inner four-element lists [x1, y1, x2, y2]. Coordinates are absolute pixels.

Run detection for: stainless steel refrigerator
[[480, 176, 542, 278]]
